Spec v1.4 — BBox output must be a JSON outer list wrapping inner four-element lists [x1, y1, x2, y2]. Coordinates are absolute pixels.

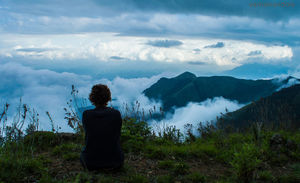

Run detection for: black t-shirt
[[81, 107, 124, 168]]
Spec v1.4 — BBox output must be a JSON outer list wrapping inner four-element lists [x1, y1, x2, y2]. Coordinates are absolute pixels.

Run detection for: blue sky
[[1, 0, 300, 131]]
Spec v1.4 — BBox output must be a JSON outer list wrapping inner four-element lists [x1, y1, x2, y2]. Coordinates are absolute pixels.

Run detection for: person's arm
[[117, 111, 122, 137], [82, 111, 87, 132]]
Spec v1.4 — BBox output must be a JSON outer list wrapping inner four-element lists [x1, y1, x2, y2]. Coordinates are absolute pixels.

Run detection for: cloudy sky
[[1, 0, 300, 131]]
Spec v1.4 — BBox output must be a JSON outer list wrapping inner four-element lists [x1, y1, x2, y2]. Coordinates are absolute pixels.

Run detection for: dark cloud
[[187, 61, 206, 65], [147, 40, 183, 48], [193, 48, 201, 54], [204, 42, 224, 48], [92, 0, 300, 20], [1, 1, 300, 46], [2, 0, 299, 20], [248, 50, 262, 56], [110, 56, 125, 60], [16, 48, 57, 53]]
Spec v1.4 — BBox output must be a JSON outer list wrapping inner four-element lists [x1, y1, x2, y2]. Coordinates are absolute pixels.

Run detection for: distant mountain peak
[[143, 72, 294, 112], [175, 71, 197, 79]]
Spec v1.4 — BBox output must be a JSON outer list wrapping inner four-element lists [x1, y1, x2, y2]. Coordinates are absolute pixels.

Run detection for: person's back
[[80, 84, 124, 171]]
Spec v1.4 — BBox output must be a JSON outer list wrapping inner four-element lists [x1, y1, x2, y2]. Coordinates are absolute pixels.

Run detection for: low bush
[[156, 174, 174, 183], [171, 162, 190, 175], [158, 160, 175, 169], [24, 131, 59, 151], [184, 172, 207, 183], [52, 143, 82, 161], [256, 170, 275, 182], [0, 155, 45, 182], [230, 143, 262, 182], [123, 174, 149, 183], [144, 145, 168, 159]]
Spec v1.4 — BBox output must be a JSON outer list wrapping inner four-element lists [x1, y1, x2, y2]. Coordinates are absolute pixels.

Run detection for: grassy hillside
[[218, 84, 300, 129], [0, 117, 300, 183], [143, 72, 296, 112]]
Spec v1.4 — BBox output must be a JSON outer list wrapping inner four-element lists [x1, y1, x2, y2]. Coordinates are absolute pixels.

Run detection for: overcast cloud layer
[[1, 0, 299, 66], [1, 0, 300, 131]]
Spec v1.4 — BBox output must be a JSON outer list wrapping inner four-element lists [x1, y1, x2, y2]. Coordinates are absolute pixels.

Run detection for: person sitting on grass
[[80, 84, 124, 171]]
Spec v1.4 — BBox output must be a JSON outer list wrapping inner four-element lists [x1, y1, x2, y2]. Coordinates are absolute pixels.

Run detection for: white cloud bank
[[1, 61, 298, 133], [0, 62, 173, 132], [0, 32, 293, 67], [0, 62, 93, 131], [151, 97, 244, 134]]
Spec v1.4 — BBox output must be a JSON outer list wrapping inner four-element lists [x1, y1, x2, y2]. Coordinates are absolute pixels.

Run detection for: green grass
[[0, 155, 45, 182], [52, 143, 82, 161], [158, 160, 175, 169], [0, 117, 299, 182], [184, 172, 207, 183], [156, 175, 174, 183], [171, 162, 190, 175], [123, 174, 149, 183]]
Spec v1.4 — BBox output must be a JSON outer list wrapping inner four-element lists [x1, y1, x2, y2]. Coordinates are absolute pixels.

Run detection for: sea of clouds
[[150, 97, 244, 134], [0, 61, 170, 132], [0, 61, 299, 134]]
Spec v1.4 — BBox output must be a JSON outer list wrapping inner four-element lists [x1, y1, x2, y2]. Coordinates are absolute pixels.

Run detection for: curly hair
[[89, 84, 111, 107]]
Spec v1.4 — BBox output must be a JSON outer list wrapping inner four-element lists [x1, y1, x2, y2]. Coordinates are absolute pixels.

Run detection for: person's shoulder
[[105, 107, 121, 117], [82, 109, 94, 116], [107, 107, 121, 114], [83, 109, 93, 113]]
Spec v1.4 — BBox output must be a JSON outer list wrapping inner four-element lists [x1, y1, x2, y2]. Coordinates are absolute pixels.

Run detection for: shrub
[[124, 174, 149, 183], [0, 155, 44, 182], [197, 122, 217, 139], [121, 118, 152, 153], [52, 143, 81, 161], [74, 172, 91, 183], [62, 152, 80, 161], [284, 163, 300, 182], [122, 118, 152, 139], [24, 131, 59, 151], [171, 162, 189, 175], [156, 174, 174, 183], [121, 137, 144, 153], [158, 160, 175, 169], [36, 154, 52, 165], [268, 152, 289, 166], [230, 143, 262, 182], [189, 142, 217, 159], [145, 145, 168, 159], [152, 137, 174, 146], [157, 125, 182, 143], [38, 174, 60, 183], [184, 123, 196, 143], [97, 176, 116, 183], [184, 172, 207, 183], [256, 170, 275, 182], [172, 146, 189, 159], [52, 143, 81, 155]]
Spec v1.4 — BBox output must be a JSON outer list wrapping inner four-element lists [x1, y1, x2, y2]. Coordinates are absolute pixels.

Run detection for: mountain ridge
[[218, 84, 300, 129], [143, 71, 299, 112]]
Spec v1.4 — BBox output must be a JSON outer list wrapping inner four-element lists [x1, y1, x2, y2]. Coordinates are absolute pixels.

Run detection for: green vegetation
[[0, 116, 299, 182], [184, 172, 207, 183]]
